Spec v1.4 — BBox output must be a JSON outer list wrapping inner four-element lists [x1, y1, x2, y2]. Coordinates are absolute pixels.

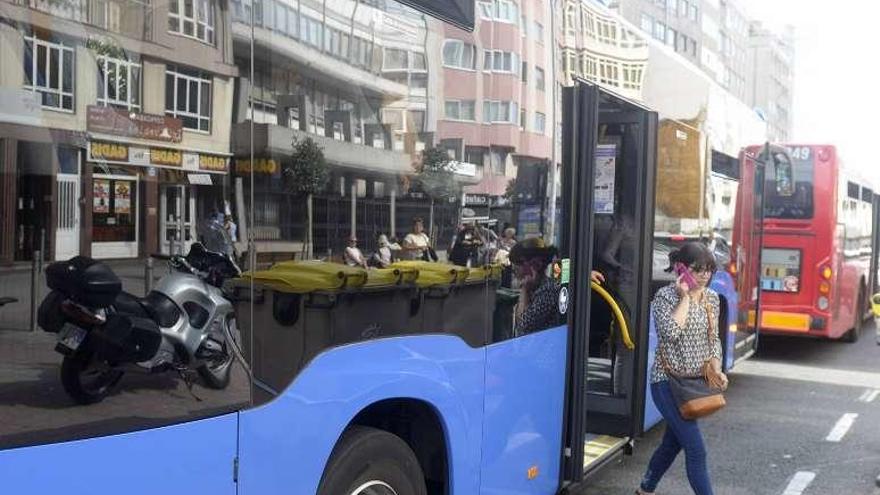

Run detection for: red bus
[[733, 144, 875, 342]]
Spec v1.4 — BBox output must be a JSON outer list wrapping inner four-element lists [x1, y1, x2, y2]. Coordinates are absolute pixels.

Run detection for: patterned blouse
[[650, 284, 722, 384], [515, 276, 561, 336]]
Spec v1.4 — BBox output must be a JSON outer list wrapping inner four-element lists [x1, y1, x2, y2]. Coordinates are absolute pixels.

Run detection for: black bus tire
[[318, 426, 427, 495], [843, 289, 865, 343]]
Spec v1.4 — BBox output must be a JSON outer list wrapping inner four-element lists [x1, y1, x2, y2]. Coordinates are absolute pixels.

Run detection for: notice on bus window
[[594, 144, 616, 214]]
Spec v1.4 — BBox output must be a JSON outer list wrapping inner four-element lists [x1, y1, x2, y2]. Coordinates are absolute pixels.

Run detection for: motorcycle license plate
[[58, 324, 87, 352]]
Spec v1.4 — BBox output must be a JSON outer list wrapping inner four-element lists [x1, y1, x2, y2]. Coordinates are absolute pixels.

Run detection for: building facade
[[0, 0, 237, 263], [747, 22, 794, 142], [612, 0, 793, 131]]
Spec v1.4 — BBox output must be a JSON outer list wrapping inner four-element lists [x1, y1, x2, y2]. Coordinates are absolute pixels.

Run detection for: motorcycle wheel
[[61, 353, 124, 405], [197, 316, 239, 389]]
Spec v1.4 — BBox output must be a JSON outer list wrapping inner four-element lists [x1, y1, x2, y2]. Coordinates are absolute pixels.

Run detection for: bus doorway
[[560, 81, 659, 480]]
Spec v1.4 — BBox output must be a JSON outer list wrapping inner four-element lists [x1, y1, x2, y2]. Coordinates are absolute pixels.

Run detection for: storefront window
[[92, 171, 138, 244]]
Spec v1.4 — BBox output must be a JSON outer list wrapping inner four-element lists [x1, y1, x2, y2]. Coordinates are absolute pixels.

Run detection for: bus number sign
[[786, 146, 811, 160]]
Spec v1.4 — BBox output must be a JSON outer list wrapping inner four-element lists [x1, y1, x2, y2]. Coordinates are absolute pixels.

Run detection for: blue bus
[[0, 1, 754, 493]]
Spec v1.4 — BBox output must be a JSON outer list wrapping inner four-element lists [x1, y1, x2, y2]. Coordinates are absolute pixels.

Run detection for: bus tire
[[318, 426, 427, 495], [843, 289, 865, 343]]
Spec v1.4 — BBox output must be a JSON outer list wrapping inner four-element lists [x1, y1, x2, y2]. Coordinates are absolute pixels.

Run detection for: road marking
[[825, 413, 858, 442], [858, 389, 880, 403], [733, 360, 880, 389], [782, 471, 816, 495]]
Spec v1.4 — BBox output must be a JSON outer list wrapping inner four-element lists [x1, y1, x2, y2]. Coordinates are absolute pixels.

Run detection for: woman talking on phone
[[636, 241, 728, 495]]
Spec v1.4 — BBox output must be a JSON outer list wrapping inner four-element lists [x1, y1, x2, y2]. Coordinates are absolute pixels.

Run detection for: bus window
[[764, 149, 814, 219]]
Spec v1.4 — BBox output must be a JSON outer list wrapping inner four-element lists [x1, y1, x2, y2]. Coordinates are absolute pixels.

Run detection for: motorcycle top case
[[46, 256, 122, 307]]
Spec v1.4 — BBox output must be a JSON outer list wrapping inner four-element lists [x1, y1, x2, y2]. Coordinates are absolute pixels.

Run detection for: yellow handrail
[[590, 281, 635, 350]]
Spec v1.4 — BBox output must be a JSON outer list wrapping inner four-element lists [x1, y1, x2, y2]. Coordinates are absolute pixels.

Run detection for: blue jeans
[[640, 380, 714, 495]]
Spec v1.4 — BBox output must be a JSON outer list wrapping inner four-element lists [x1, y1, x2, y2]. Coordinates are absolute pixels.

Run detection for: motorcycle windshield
[[199, 219, 233, 255]]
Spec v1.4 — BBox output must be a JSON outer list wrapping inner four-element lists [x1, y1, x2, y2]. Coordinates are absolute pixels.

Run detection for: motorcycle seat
[[114, 291, 181, 328]]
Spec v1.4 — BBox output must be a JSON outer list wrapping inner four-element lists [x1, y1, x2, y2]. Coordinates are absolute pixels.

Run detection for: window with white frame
[[169, 0, 216, 45], [483, 50, 519, 74], [444, 100, 476, 121], [478, 0, 518, 23], [598, 58, 619, 87], [689, 3, 698, 21], [596, 18, 617, 44], [653, 20, 666, 41], [640, 13, 653, 33], [533, 21, 544, 42], [300, 15, 322, 47], [23, 35, 74, 111], [96, 56, 141, 110], [622, 63, 644, 90], [483, 100, 518, 124], [442, 40, 476, 70], [534, 112, 546, 133], [582, 53, 598, 80], [165, 65, 212, 132], [519, 108, 526, 129], [383, 48, 409, 71], [535, 66, 545, 91]]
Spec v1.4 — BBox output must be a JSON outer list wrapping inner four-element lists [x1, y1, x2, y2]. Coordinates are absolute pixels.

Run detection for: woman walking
[[637, 241, 728, 495]]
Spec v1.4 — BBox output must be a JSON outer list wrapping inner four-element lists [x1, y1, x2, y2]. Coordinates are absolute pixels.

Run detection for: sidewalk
[[0, 258, 164, 332]]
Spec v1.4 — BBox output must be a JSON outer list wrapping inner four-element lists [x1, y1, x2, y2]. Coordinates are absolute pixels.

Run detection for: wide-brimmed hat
[[509, 237, 557, 265]]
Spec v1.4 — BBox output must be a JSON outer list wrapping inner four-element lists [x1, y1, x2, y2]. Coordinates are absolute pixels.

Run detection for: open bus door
[[559, 80, 658, 485]]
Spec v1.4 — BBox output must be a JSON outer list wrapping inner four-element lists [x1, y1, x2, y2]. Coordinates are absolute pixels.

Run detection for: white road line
[[733, 360, 880, 389], [782, 471, 816, 495], [825, 413, 858, 442], [858, 389, 880, 403]]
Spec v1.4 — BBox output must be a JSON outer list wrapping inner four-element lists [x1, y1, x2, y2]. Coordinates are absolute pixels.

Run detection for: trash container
[[393, 261, 501, 347], [229, 261, 418, 404]]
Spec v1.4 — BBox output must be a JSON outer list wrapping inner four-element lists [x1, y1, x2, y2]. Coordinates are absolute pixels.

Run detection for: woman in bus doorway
[[637, 242, 728, 495]]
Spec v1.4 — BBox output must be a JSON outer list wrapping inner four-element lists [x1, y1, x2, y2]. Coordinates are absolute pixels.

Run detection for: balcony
[[18, 0, 150, 40]]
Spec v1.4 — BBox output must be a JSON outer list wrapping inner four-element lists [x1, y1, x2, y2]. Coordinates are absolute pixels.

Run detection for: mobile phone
[[674, 262, 698, 291]]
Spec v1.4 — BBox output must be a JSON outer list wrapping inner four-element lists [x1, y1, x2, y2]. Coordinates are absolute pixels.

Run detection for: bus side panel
[[479, 325, 568, 495], [238, 335, 486, 495], [710, 271, 739, 371], [643, 313, 663, 432], [1, 413, 238, 495]]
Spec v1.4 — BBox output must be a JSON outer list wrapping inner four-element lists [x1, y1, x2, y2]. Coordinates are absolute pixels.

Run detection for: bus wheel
[[843, 289, 865, 343], [318, 426, 427, 495]]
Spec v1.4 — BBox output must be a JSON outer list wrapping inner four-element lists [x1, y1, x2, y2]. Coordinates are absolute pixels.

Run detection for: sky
[[738, 0, 880, 183]]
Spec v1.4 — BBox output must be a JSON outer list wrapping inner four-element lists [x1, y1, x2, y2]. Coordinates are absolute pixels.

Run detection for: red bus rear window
[[763, 150, 814, 219]]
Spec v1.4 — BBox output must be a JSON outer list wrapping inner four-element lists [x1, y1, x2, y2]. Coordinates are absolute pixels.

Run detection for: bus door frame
[[558, 81, 658, 487]]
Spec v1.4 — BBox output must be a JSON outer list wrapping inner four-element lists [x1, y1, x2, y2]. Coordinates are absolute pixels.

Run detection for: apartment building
[[0, 0, 237, 262]]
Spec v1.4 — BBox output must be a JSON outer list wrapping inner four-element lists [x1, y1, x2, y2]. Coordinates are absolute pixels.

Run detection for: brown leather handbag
[[660, 300, 727, 420]]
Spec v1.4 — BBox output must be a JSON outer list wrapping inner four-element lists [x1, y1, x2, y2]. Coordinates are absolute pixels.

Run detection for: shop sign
[[235, 158, 280, 175], [90, 141, 129, 162], [183, 153, 199, 171], [151, 148, 182, 167], [130, 147, 149, 166], [188, 174, 213, 185], [200, 154, 229, 172], [464, 194, 489, 206], [87, 105, 183, 143]]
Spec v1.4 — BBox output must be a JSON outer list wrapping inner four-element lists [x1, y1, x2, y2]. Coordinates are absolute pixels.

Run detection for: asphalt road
[[579, 323, 880, 495]]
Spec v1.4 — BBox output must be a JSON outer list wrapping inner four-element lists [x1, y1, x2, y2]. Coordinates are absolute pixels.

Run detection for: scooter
[[37, 221, 242, 404]]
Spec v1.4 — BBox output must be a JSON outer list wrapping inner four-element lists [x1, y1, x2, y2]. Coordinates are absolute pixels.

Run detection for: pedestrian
[[369, 234, 393, 268], [402, 217, 435, 261], [509, 237, 561, 336], [636, 241, 728, 495], [343, 236, 368, 269]]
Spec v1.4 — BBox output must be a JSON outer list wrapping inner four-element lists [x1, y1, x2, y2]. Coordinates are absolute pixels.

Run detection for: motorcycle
[[37, 220, 242, 404]]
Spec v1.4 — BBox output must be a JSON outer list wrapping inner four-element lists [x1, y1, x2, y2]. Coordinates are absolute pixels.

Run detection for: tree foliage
[[282, 137, 329, 197], [416, 147, 459, 201]]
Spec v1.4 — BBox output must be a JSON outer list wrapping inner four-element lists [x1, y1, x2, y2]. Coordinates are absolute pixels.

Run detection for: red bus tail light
[[819, 281, 831, 294], [821, 266, 832, 280]]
